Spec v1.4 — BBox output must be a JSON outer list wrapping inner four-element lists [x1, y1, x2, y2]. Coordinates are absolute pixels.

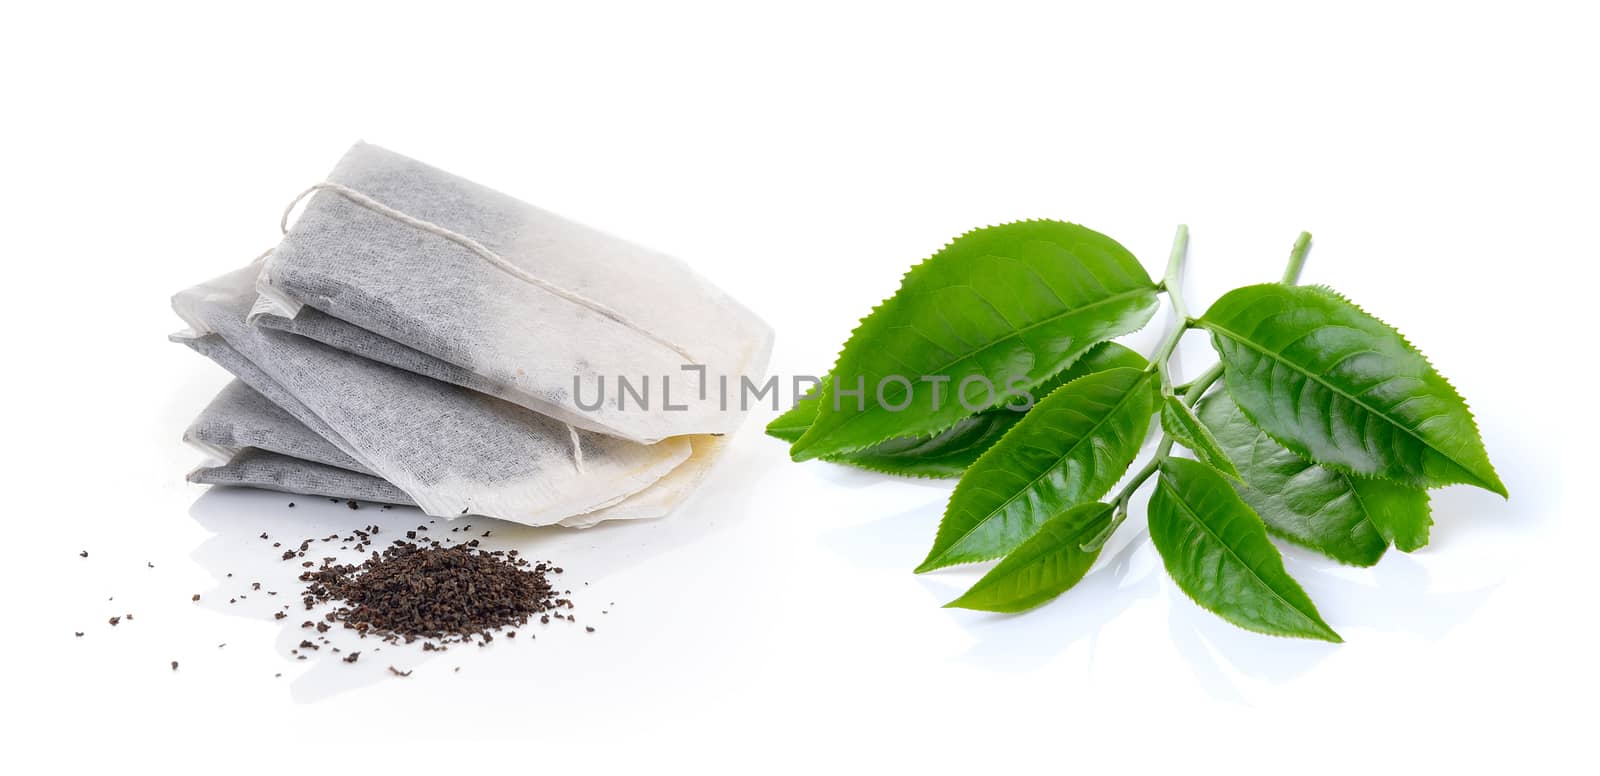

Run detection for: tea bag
[[189, 449, 413, 505], [559, 435, 728, 527], [251, 142, 774, 444], [253, 305, 542, 420], [172, 263, 692, 526], [183, 378, 723, 527], [185, 379, 371, 474]]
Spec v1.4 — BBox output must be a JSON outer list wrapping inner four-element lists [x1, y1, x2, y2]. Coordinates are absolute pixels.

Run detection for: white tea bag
[[252, 142, 774, 444], [185, 379, 372, 474], [252, 297, 736, 523], [189, 449, 414, 505], [253, 305, 546, 421], [173, 263, 691, 526], [183, 379, 724, 527], [557, 435, 728, 528]]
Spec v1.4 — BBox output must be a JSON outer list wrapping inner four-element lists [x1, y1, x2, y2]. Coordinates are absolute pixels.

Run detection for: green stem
[[1180, 363, 1223, 407], [1112, 438, 1173, 512], [1108, 363, 1224, 512], [1282, 231, 1312, 284], [1163, 225, 1191, 320], [1108, 230, 1313, 521], [1145, 225, 1192, 374]]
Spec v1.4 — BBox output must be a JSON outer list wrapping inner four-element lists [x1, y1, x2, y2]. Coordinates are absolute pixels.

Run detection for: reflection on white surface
[[940, 532, 1164, 673], [813, 437, 1529, 706]]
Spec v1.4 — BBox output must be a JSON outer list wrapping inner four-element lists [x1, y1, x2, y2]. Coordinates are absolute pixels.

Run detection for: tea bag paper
[[562, 435, 728, 528], [173, 263, 691, 526], [190, 449, 413, 505], [252, 142, 773, 444], [184, 379, 723, 527], [253, 305, 543, 420], [185, 379, 372, 474]]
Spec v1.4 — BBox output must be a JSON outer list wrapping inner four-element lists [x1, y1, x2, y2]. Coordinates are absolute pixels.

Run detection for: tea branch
[[1097, 230, 1314, 543]]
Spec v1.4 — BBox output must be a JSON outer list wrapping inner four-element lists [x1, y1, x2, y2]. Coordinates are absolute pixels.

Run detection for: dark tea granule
[[297, 538, 572, 645]]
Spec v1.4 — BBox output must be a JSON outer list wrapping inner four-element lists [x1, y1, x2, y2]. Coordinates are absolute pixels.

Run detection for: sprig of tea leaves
[[768, 222, 1503, 640]]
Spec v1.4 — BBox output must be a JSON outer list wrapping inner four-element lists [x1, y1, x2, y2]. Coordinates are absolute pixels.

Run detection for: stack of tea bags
[[173, 143, 773, 527]]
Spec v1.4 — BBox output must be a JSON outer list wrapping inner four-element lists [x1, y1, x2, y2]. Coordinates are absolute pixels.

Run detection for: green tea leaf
[[917, 366, 1156, 572], [769, 342, 1147, 477], [1148, 457, 1342, 642], [764, 392, 817, 444], [790, 221, 1159, 461], [945, 502, 1113, 613], [826, 416, 1017, 478], [1197, 391, 1428, 564], [1199, 284, 1505, 496], [1160, 394, 1241, 480], [1354, 477, 1433, 553]]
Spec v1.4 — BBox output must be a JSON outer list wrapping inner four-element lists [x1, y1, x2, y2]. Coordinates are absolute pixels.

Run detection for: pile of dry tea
[[299, 537, 574, 646]]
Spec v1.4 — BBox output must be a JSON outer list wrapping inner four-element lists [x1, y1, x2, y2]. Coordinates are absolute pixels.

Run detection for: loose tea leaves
[[298, 538, 573, 645]]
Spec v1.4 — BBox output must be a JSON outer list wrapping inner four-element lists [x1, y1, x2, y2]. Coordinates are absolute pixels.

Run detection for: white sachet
[[173, 263, 691, 526], [185, 379, 372, 474], [189, 450, 414, 506], [252, 142, 774, 444], [182, 379, 724, 527]]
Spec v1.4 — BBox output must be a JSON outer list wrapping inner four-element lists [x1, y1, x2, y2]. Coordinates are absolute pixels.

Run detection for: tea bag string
[[279, 182, 698, 365]]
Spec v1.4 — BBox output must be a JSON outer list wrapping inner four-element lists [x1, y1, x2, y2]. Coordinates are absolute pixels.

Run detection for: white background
[[3, 1, 1595, 771]]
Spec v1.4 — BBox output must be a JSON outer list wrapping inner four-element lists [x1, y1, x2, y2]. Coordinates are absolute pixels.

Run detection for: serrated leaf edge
[[1202, 283, 1506, 497], [778, 342, 1144, 475], [1154, 465, 1343, 642], [1197, 390, 1413, 567], [1161, 396, 1242, 480], [916, 366, 1154, 572], [790, 219, 1157, 461], [943, 502, 1113, 613]]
